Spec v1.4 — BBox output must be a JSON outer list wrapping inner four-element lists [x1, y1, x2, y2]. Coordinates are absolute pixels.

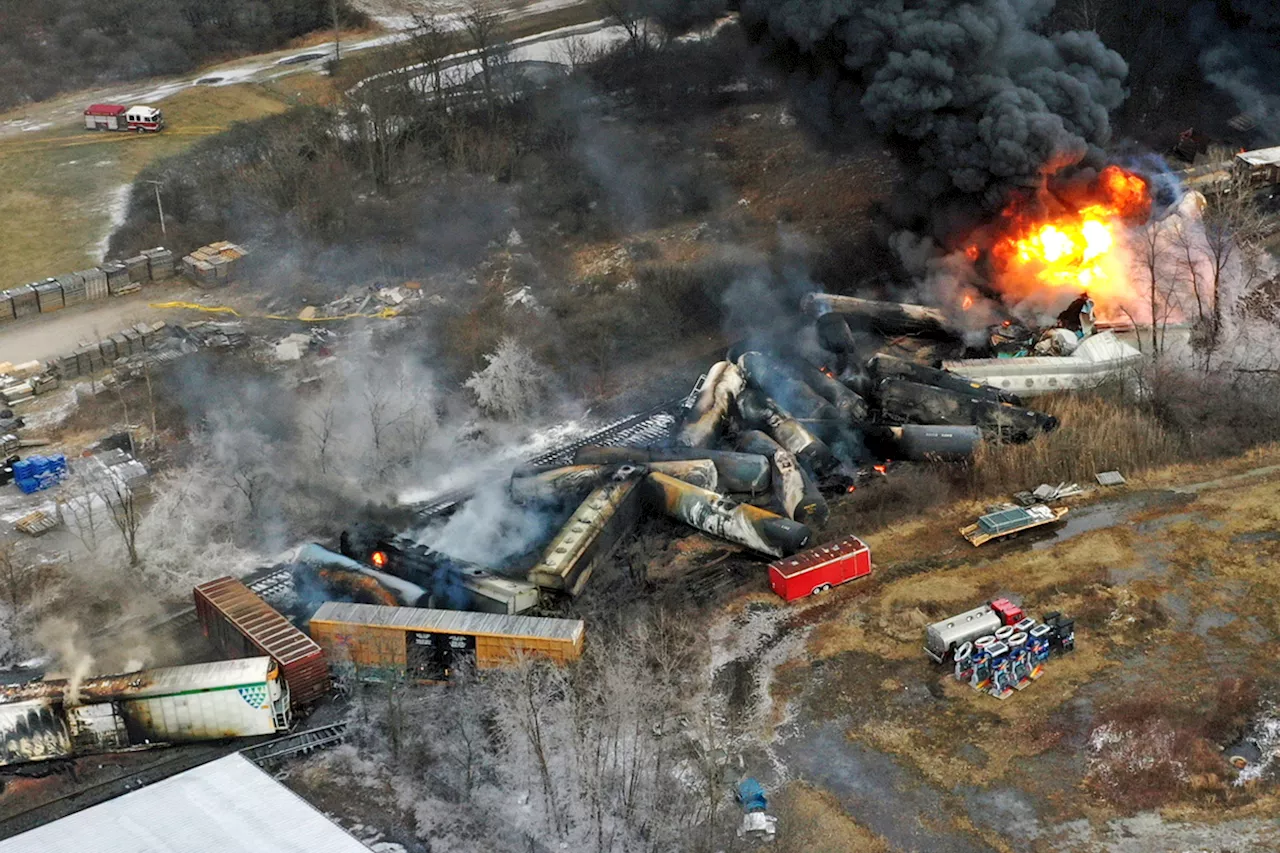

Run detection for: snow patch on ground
[[95, 184, 132, 261]]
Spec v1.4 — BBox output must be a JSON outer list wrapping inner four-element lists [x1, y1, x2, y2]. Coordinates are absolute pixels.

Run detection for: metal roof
[[196, 577, 323, 665], [1236, 146, 1280, 167], [311, 602, 585, 643], [769, 535, 868, 578], [84, 104, 126, 115], [0, 657, 275, 706], [0, 753, 370, 853], [978, 504, 1054, 534]]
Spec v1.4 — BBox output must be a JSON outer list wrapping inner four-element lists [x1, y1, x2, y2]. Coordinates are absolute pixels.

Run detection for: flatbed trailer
[[961, 505, 1068, 546]]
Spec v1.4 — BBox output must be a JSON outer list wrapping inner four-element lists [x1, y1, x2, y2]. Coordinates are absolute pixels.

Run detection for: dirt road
[[0, 287, 203, 366], [0, 0, 589, 141]]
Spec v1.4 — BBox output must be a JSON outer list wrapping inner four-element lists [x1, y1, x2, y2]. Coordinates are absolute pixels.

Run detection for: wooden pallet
[[15, 510, 58, 536]]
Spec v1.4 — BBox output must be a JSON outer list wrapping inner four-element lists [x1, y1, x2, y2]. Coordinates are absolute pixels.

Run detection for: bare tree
[[1200, 173, 1269, 369], [491, 656, 566, 832], [0, 543, 45, 651], [79, 459, 146, 568], [598, 0, 660, 56], [460, 0, 511, 120], [408, 6, 456, 108], [228, 462, 273, 519], [303, 394, 340, 474], [1130, 221, 1181, 357]]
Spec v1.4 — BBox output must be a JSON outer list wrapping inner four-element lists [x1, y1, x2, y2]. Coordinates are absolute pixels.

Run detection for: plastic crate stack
[[13, 454, 68, 494]]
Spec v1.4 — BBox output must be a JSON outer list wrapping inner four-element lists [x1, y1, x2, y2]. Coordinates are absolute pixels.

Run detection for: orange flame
[[988, 166, 1151, 317], [962, 294, 974, 311], [371, 550, 388, 569], [873, 464, 887, 475]]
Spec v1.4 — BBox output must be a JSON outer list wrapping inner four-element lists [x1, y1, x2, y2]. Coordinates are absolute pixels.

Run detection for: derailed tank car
[[309, 602, 584, 683], [0, 657, 291, 768]]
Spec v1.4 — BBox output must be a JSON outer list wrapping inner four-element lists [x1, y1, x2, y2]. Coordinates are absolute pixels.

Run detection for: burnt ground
[[687, 454, 1280, 853]]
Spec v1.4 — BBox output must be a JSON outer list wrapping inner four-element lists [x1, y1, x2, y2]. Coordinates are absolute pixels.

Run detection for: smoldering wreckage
[[3, 153, 1258, 834], [0, 277, 1134, 774]]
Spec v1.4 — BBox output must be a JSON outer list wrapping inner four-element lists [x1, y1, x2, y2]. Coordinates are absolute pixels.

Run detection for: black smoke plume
[[740, 0, 1129, 222]]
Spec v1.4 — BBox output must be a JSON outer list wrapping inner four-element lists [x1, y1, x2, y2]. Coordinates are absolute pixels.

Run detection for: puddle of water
[[1030, 503, 1127, 550]]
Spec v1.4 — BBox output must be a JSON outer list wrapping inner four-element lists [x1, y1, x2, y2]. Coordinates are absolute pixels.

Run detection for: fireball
[[986, 166, 1151, 318]]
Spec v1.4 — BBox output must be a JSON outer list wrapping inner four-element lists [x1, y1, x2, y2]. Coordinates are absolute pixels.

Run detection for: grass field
[[0, 84, 293, 288]]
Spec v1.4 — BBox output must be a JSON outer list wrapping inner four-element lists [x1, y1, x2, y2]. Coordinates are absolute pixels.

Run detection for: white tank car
[[924, 605, 1002, 663]]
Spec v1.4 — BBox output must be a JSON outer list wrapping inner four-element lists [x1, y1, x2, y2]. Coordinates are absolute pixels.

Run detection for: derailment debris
[[801, 293, 956, 339], [960, 504, 1069, 546], [527, 467, 644, 595], [876, 378, 1058, 442], [573, 445, 771, 493], [641, 471, 811, 558], [735, 430, 827, 527], [675, 360, 745, 448]]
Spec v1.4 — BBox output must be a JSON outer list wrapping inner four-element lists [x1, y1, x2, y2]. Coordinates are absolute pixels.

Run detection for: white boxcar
[[0, 657, 290, 767], [116, 657, 291, 741]]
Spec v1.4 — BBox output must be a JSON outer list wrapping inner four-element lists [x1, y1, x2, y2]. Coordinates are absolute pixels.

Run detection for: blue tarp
[[737, 778, 767, 813]]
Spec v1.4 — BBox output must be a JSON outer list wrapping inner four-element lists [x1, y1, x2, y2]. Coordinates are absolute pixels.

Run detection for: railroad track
[[411, 396, 690, 521], [0, 723, 350, 838], [240, 722, 348, 764], [0, 741, 234, 840]]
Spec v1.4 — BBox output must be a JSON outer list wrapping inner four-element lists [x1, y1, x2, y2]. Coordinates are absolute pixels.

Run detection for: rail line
[[0, 741, 234, 840], [241, 722, 348, 764], [0, 722, 350, 839], [411, 396, 690, 521]]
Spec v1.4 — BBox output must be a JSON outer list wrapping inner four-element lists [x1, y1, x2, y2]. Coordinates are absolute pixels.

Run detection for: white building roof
[[1236, 146, 1280, 167], [0, 753, 370, 853]]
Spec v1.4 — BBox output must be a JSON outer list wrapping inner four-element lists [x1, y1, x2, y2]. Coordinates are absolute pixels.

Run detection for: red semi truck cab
[[768, 535, 872, 601]]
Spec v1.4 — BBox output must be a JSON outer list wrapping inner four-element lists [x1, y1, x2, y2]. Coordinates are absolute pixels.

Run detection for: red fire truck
[[768, 535, 871, 601], [83, 104, 165, 133]]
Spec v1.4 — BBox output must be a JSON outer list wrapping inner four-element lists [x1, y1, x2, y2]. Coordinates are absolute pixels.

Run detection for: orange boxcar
[[308, 602, 585, 682]]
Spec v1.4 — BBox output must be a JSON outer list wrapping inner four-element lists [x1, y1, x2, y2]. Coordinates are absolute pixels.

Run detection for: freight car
[[527, 467, 644, 596], [308, 602, 584, 683], [194, 576, 330, 709], [0, 657, 290, 768], [366, 537, 541, 614]]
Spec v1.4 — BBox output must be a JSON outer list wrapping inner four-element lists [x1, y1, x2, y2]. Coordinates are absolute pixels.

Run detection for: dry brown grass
[[771, 782, 891, 853], [966, 391, 1182, 496]]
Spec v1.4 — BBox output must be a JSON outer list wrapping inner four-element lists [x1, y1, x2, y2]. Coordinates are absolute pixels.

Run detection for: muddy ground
[[697, 457, 1280, 853]]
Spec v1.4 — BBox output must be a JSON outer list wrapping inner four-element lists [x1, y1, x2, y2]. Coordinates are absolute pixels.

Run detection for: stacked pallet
[[182, 241, 247, 286], [51, 322, 169, 381], [0, 246, 177, 322]]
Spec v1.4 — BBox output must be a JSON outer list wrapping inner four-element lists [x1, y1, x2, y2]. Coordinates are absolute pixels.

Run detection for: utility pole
[[143, 179, 166, 238], [331, 0, 341, 69]]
